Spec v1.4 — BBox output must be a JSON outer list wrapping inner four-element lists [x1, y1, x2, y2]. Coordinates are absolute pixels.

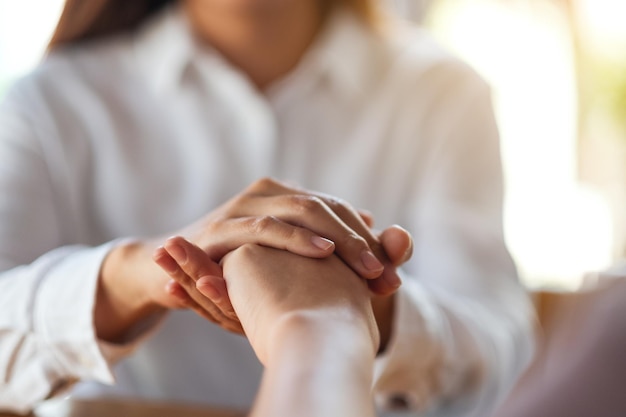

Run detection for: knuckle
[[249, 177, 276, 192], [228, 194, 248, 209], [282, 225, 300, 241], [204, 218, 222, 236], [340, 232, 368, 251], [325, 195, 347, 211], [233, 242, 263, 260], [248, 215, 278, 234], [292, 195, 324, 215], [325, 197, 359, 223]]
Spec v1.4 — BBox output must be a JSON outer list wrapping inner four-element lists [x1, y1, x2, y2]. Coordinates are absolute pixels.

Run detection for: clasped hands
[[150, 178, 413, 357]]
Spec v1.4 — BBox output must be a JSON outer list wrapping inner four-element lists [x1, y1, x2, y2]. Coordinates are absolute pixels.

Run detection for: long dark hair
[[48, 0, 377, 50]]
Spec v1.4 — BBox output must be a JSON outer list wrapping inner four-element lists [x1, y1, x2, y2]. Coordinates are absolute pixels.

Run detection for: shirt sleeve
[[0, 244, 115, 413], [0, 86, 155, 414], [372, 62, 536, 415]]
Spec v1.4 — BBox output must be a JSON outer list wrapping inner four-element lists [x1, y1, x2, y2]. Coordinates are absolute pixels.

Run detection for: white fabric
[[0, 6, 534, 416]]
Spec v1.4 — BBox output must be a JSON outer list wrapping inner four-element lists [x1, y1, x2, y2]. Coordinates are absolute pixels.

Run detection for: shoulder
[[0, 34, 142, 161], [2, 34, 135, 116], [381, 22, 490, 98]]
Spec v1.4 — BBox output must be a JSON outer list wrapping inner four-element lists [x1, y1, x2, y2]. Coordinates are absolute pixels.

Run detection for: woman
[[0, 0, 534, 415]]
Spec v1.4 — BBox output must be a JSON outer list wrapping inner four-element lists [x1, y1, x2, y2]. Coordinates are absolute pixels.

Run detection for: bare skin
[[155, 223, 412, 351], [161, 238, 379, 417], [97, 178, 411, 344], [183, 0, 328, 89], [95, 0, 411, 347]]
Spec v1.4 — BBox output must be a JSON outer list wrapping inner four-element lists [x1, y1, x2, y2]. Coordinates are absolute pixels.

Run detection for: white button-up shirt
[[0, 6, 534, 416]]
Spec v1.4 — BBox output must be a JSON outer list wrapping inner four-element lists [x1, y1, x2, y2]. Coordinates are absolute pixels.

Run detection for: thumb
[[379, 225, 413, 266]]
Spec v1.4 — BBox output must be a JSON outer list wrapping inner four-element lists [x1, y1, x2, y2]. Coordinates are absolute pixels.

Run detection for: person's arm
[[0, 81, 389, 413], [159, 238, 380, 417], [369, 61, 535, 414], [252, 313, 376, 417], [97, 175, 400, 341], [0, 86, 131, 413]]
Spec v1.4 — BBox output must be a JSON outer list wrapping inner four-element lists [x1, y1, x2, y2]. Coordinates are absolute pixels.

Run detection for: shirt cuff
[[373, 272, 447, 412], [33, 240, 162, 385], [97, 310, 167, 366]]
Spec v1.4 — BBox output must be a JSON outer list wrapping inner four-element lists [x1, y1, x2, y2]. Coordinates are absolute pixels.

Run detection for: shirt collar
[[133, 5, 385, 98], [133, 5, 196, 94], [302, 9, 386, 99]]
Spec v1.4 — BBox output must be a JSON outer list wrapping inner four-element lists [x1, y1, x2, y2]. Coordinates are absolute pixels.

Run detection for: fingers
[[365, 226, 412, 296], [379, 225, 413, 266], [206, 177, 387, 279], [164, 279, 194, 308], [196, 275, 236, 318], [164, 236, 223, 279], [153, 239, 243, 334], [154, 246, 222, 323], [233, 195, 384, 279], [165, 280, 234, 327], [245, 177, 382, 248], [202, 215, 335, 261], [367, 270, 402, 296], [358, 209, 375, 228], [164, 237, 237, 319]]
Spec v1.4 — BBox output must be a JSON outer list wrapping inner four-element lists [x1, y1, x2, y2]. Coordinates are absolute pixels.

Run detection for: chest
[[53, 79, 427, 243]]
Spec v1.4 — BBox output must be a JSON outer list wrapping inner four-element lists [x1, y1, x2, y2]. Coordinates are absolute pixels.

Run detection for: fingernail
[[385, 271, 402, 289], [361, 250, 384, 272], [167, 243, 187, 264], [311, 236, 334, 251]]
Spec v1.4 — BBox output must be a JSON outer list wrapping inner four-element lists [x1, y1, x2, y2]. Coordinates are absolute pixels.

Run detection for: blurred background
[[1, 0, 624, 291]]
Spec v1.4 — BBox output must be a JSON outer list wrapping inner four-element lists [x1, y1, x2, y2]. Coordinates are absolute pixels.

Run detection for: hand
[[152, 240, 242, 333], [97, 181, 409, 342], [161, 238, 380, 417], [158, 237, 379, 364], [180, 177, 387, 279], [367, 225, 413, 351], [225, 245, 380, 365], [154, 178, 403, 326], [155, 224, 414, 343]]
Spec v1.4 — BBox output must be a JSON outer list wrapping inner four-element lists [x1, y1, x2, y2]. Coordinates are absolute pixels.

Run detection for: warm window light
[[0, 0, 619, 289], [0, 0, 64, 84], [577, 0, 626, 53], [428, 0, 615, 289]]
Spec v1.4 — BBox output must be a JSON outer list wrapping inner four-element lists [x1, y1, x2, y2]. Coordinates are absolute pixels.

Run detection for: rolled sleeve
[[34, 242, 120, 384], [373, 274, 464, 412], [373, 270, 534, 416], [0, 240, 164, 413]]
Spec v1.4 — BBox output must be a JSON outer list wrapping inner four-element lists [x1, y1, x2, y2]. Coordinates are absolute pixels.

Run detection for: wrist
[[103, 242, 159, 308], [267, 309, 378, 365], [96, 241, 164, 342], [254, 310, 377, 417]]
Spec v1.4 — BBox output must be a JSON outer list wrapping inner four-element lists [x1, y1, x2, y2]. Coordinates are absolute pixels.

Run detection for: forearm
[[252, 311, 377, 417], [373, 277, 534, 413], [96, 241, 165, 343]]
